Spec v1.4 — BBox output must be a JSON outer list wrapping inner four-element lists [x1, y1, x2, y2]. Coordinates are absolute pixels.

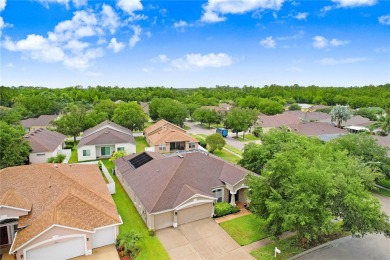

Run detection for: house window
[[83, 150, 91, 156], [101, 147, 111, 156], [189, 142, 196, 149], [159, 144, 166, 151], [213, 188, 224, 202], [37, 153, 45, 156], [117, 147, 125, 151]]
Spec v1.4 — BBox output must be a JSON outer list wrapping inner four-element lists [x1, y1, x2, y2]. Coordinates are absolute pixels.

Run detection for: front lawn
[[224, 144, 243, 155], [135, 137, 149, 153], [238, 133, 261, 141], [220, 214, 267, 245], [213, 149, 240, 164], [250, 236, 304, 260], [102, 160, 169, 260]]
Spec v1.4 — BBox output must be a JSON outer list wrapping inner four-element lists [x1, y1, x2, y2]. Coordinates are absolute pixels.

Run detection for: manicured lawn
[[68, 142, 78, 163], [250, 236, 305, 260], [224, 144, 243, 155], [102, 160, 169, 260], [239, 134, 261, 141], [135, 136, 149, 153], [197, 134, 208, 138], [220, 214, 267, 245], [213, 149, 240, 164]]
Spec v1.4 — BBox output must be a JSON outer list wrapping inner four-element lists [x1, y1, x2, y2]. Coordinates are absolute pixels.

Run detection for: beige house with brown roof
[[143, 119, 199, 153], [78, 120, 136, 161], [0, 164, 122, 260], [114, 152, 248, 230], [21, 115, 58, 133], [24, 129, 66, 164]]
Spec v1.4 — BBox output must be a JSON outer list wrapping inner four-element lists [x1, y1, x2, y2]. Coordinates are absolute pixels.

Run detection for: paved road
[[291, 195, 390, 260], [185, 121, 250, 151]]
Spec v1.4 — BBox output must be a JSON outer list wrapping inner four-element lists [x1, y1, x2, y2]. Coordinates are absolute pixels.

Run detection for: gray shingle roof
[[21, 115, 57, 128], [24, 129, 66, 153]]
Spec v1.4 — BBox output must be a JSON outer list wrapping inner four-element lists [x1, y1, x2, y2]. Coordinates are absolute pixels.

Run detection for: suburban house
[[0, 164, 122, 260], [78, 120, 136, 162], [338, 115, 373, 127], [289, 111, 331, 123], [258, 111, 302, 132], [292, 122, 348, 141], [24, 129, 66, 164], [143, 119, 199, 153], [20, 115, 58, 133], [114, 152, 248, 230], [201, 103, 232, 113]]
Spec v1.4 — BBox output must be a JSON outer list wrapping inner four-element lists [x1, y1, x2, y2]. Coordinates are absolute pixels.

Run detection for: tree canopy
[[226, 107, 258, 137], [112, 102, 148, 131], [330, 105, 352, 128], [205, 133, 226, 153]]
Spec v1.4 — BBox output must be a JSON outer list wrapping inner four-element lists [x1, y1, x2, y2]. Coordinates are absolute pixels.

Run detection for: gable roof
[[21, 115, 57, 128], [24, 129, 66, 153], [259, 111, 302, 128], [0, 164, 121, 252], [292, 122, 348, 136], [288, 111, 331, 122], [114, 152, 248, 213], [144, 120, 197, 146], [144, 119, 186, 135], [341, 116, 373, 127], [78, 120, 135, 148]]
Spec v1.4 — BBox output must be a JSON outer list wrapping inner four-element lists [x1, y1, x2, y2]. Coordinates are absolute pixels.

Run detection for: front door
[[0, 226, 9, 245]]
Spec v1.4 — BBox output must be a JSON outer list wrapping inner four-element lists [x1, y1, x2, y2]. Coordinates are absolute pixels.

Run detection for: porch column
[[173, 211, 178, 228], [230, 191, 236, 206]]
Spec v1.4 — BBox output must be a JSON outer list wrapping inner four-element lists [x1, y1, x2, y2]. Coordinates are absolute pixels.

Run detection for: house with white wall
[[24, 128, 66, 164], [78, 120, 136, 162]]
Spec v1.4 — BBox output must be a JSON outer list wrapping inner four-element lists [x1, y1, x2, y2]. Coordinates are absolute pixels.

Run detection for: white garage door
[[178, 203, 213, 225], [92, 227, 116, 248], [26, 236, 85, 260], [154, 211, 173, 230]]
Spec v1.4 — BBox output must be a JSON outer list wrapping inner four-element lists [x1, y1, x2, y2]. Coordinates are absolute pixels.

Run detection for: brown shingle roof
[[0, 164, 121, 252], [21, 115, 58, 128], [0, 190, 32, 211], [144, 119, 186, 135], [115, 152, 248, 213], [292, 122, 348, 136], [144, 120, 197, 146], [259, 111, 302, 128], [24, 129, 66, 153], [341, 116, 373, 127], [288, 111, 331, 122]]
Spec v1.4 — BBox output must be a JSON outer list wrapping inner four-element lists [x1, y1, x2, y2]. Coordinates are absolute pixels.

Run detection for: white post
[[274, 247, 281, 258], [173, 211, 178, 228], [230, 191, 236, 206]]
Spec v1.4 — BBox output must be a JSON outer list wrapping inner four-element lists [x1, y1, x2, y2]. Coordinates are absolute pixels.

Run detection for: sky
[[0, 0, 389, 88]]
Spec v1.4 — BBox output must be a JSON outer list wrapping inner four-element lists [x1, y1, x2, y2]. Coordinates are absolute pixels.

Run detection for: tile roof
[[20, 115, 57, 128], [24, 129, 66, 153], [114, 152, 248, 213], [0, 164, 121, 252], [292, 122, 348, 136]]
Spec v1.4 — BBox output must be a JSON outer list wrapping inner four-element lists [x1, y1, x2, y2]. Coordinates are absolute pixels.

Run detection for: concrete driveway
[[156, 218, 254, 260]]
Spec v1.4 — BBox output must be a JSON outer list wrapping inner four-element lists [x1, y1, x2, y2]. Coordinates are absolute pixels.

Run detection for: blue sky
[[0, 0, 389, 88]]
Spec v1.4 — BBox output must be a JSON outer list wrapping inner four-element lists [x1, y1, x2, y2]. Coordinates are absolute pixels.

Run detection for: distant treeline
[[1, 84, 389, 118]]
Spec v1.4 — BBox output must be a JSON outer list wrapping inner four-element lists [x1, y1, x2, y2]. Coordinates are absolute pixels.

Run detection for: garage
[[177, 203, 213, 225], [154, 211, 173, 230], [26, 236, 85, 260], [92, 227, 116, 248]]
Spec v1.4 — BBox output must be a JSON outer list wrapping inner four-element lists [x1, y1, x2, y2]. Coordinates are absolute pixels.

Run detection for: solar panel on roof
[[129, 153, 153, 169]]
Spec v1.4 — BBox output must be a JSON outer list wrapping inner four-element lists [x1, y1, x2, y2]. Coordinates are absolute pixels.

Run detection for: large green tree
[[112, 102, 148, 131], [246, 130, 389, 246], [0, 122, 30, 168], [226, 108, 258, 138], [205, 133, 226, 153], [330, 105, 352, 128], [53, 104, 88, 142], [157, 99, 188, 127], [193, 108, 222, 128], [93, 99, 117, 120]]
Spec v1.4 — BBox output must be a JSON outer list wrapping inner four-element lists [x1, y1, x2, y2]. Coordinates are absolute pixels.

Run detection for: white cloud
[[331, 0, 377, 8], [260, 36, 276, 48], [378, 15, 390, 25], [108, 38, 125, 53], [0, 0, 6, 12], [63, 48, 104, 69], [151, 54, 169, 63], [201, 0, 285, 23], [35, 0, 87, 8], [320, 57, 368, 65], [276, 31, 304, 41], [101, 4, 120, 34], [129, 25, 142, 48], [117, 0, 143, 15], [294, 12, 308, 20], [127, 14, 148, 22], [64, 40, 89, 53], [313, 36, 349, 48], [173, 20, 188, 29], [171, 53, 233, 70], [0, 16, 4, 36]]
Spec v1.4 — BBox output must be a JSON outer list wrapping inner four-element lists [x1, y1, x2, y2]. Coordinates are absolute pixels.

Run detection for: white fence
[[75, 161, 115, 194]]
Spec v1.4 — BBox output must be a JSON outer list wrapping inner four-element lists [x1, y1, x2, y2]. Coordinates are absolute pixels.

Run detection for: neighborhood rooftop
[[20, 115, 57, 128], [24, 128, 66, 153]]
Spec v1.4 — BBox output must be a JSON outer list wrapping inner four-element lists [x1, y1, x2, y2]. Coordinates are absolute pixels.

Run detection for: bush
[[378, 178, 390, 189], [252, 126, 263, 137], [214, 202, 240, 218], [47, 157, 55, 163], [148, 229, 155, 236], [47, 154, 66, 163], [116, 231, 142, 258], [288, 103, 301, 111], [196, 137, 207, 148]]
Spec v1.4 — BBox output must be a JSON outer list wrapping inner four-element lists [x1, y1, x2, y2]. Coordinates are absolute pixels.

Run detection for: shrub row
[[214, 202, 240, 218]]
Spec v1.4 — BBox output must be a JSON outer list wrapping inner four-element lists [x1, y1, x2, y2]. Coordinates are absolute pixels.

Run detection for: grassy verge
[[251, 236, 305, 260], [376, 186, 390, 197], [220, 214, 267, 245], [135, 136, 149, 153], [378, 178, 390, 189], [238, 134, 261, 141], [68, 141, 79, 163], [224, 144, 243, 155], [213, 149, 240, 164], [101, 160, 169, 260]]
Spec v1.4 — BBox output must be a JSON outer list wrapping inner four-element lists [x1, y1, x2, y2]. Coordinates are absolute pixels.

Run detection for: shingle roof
[[21, 115, 57, 128], [341, 116, 373, 127], [0, 164, 121, 252], [0, 190, 32, 211], [78, 120, 135, 148], [114, 152, 248, 213], [24, 129, 66, 153], [259, 111, 302, 128], [144, 119, 186, 135], [292, 122, 348, 136], [288, 111, 331, 122]]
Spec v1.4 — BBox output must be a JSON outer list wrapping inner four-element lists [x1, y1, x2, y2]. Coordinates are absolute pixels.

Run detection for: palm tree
[[116, 231, 142, 257], [373, 114, 390, 135], [330, 105, 352, 128]]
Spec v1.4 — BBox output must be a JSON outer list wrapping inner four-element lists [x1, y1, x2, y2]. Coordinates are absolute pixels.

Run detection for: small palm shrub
[[115, 231, 142, 258]]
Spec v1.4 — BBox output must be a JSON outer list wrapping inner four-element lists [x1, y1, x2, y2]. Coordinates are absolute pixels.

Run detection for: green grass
[[378, 178, 390, 189], [197, 134, 208, 138], [240, 134, 261, 141], [101, 160, 169, 260], [224, 144, 243, 155], [135, 136, 149, 153], [376, 186, 390, 197], [220, 214, 267, 246], [250, 236, 305, 260], [68, 142, 79, 163], [213, 149, 240, 164]]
